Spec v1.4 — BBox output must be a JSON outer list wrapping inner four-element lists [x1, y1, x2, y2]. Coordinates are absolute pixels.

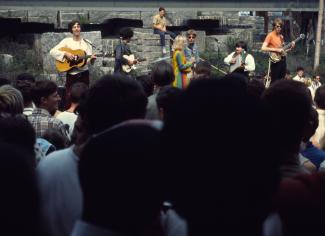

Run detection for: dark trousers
[[65, 70, 89, 109], [153, 29, 176, 47], [270, 57, 286, 84]]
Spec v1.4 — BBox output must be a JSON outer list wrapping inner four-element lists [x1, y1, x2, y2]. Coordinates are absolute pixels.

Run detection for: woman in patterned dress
[[172, 35, 195, 89]]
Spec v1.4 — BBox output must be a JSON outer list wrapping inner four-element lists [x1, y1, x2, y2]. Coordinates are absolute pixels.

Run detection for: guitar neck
[[283, 37, 302, 50]]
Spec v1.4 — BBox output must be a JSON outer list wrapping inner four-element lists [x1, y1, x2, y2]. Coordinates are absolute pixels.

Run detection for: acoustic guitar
[[269, 34, 305, 63], [55, 47, 109, 72], [122, 54, 146, 73]]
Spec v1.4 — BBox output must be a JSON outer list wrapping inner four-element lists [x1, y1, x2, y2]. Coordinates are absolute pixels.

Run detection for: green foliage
[[200, 50, 228, 77]]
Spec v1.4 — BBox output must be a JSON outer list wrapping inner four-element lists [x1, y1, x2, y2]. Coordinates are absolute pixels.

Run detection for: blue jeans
[[153, 29, 176, 47]]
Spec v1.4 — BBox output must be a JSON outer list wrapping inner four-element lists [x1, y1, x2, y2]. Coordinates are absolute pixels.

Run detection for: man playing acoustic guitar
[[261, 18, 295, 84], [50, 20, 96, 107]]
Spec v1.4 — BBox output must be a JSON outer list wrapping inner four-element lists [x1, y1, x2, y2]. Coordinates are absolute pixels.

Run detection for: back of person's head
[[262, 80, 313, 153], [156, 86, 182, 122], [31, 80, 58, 107], [224, 71, 249, 84], [42, 128, 67, 150], [235, 40, 247, 51], [194, 61, 212, 78], [70, 82, 88, 104], [314, 85, 325, 109], [14, 79, 34, 107], [162, 78, 278, 235], [68, 19, 81, 33], [172, 35, 186, 50], [136, 74, 154, 97], [79, 123, 163, 235], [16, 73, 35, 83], [77, 74, 147, 135], [0, 143, 40, 236], [0, 77, 11, 87], [246, 78, 265, 101], [119, 27, 133, 40], [0, 113, 36, 163], [0, 85, 24, 114], [151, 61, 174, 87]]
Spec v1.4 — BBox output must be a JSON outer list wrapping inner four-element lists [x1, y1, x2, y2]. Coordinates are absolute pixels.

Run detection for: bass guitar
[[269, 34, 305, 63], [55, 47, 110, 72], [122, 54, 146, 73]]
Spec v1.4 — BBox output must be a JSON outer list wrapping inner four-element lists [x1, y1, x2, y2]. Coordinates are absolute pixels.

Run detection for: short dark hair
[[136, 75, 154, 97], [119, 27, 134, 40], [296, 66, 304, 72], [14, 80, 34, 107], [315, 85, 325, 109], [0, 77, 11, 87], [70, 82, 88, 104], [77, 74, 147, 135], [16, 73, 35, 83], [0, 113, 36, 160], [235, 41, 247, 51], [262, 80, 313, 153], [151, 61, 174, 87], [31, 80, 58, 107], [68, 20, 81, 33], [156, 86, 182, 122], [195, 61, 212, 77], [159, 7, 165, 12]]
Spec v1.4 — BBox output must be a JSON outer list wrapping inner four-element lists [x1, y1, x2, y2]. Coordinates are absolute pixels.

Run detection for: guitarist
[[224, 40, 255, 80], [114, 27, 137, 78], [50, 20, 96, 107], [261, 18, 295, 83]]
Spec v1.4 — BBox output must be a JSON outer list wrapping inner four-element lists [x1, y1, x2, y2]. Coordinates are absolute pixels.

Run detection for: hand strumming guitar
[[64, 51, 76, 61]]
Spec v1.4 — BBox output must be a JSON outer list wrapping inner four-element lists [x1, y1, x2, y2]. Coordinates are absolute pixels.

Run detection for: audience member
[[28, 80, 68, 140], [156, 85, 182, 122], [193, 60, 212, 79], [56, 82, 88, 137], [14, 73, 35, 116], [0, 85, 24, 115], [73, 123, 164, 236], [37, 74, 148, 236], [146, 61, 174, 120]]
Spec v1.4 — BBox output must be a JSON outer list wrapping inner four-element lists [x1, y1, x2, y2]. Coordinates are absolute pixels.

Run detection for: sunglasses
[[275, 25, 282, 28], [188, 36, 196, 39]]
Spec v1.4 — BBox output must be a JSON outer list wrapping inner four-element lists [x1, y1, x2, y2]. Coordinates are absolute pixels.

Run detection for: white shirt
[[56, 111, 78, 137], [292, 75, 306, 83], [224, 51, 255, 72], [37, 146, 82, 236], [50, 37, 93, 75]]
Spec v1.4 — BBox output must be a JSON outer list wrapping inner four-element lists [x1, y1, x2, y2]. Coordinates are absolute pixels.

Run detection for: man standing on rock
[[153, 7, 176, 54], [50, 20, 96, 108]]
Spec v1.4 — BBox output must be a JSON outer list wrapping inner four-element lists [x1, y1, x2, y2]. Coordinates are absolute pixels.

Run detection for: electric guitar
[[269, 34, 305, 63], [55, 47, 110, 72], [122, 54, 146, 73]]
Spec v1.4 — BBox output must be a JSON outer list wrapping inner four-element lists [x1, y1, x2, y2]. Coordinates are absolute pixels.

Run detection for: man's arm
[[244, 54, 255, 72], [50, 38, 70, 62], [224, 52, 235, 65]]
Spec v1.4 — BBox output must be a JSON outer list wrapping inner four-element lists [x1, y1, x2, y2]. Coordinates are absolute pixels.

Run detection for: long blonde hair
[[172, 35, 186, 51]]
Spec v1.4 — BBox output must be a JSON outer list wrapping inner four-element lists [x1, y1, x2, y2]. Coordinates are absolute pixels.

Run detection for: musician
[[153, 7, 176, 54], [114, 27, 137, 78], [224, 40, 255, 79], [184, 29, 200, 64], [50, 20, 96, 107], [261, 18, 295, 83]]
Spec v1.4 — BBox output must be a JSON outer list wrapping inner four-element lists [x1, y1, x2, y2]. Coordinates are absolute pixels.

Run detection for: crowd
[[1, 14, 325, 236]]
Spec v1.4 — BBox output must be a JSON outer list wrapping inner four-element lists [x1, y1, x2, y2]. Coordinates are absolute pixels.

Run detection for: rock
[[0, 54, 14, 71]]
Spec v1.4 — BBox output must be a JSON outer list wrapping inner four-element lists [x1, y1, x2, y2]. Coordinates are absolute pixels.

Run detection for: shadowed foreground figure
[[74, 123, 164, 236], [161, 78, 282, 236], [0, 143, 41, 236]]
